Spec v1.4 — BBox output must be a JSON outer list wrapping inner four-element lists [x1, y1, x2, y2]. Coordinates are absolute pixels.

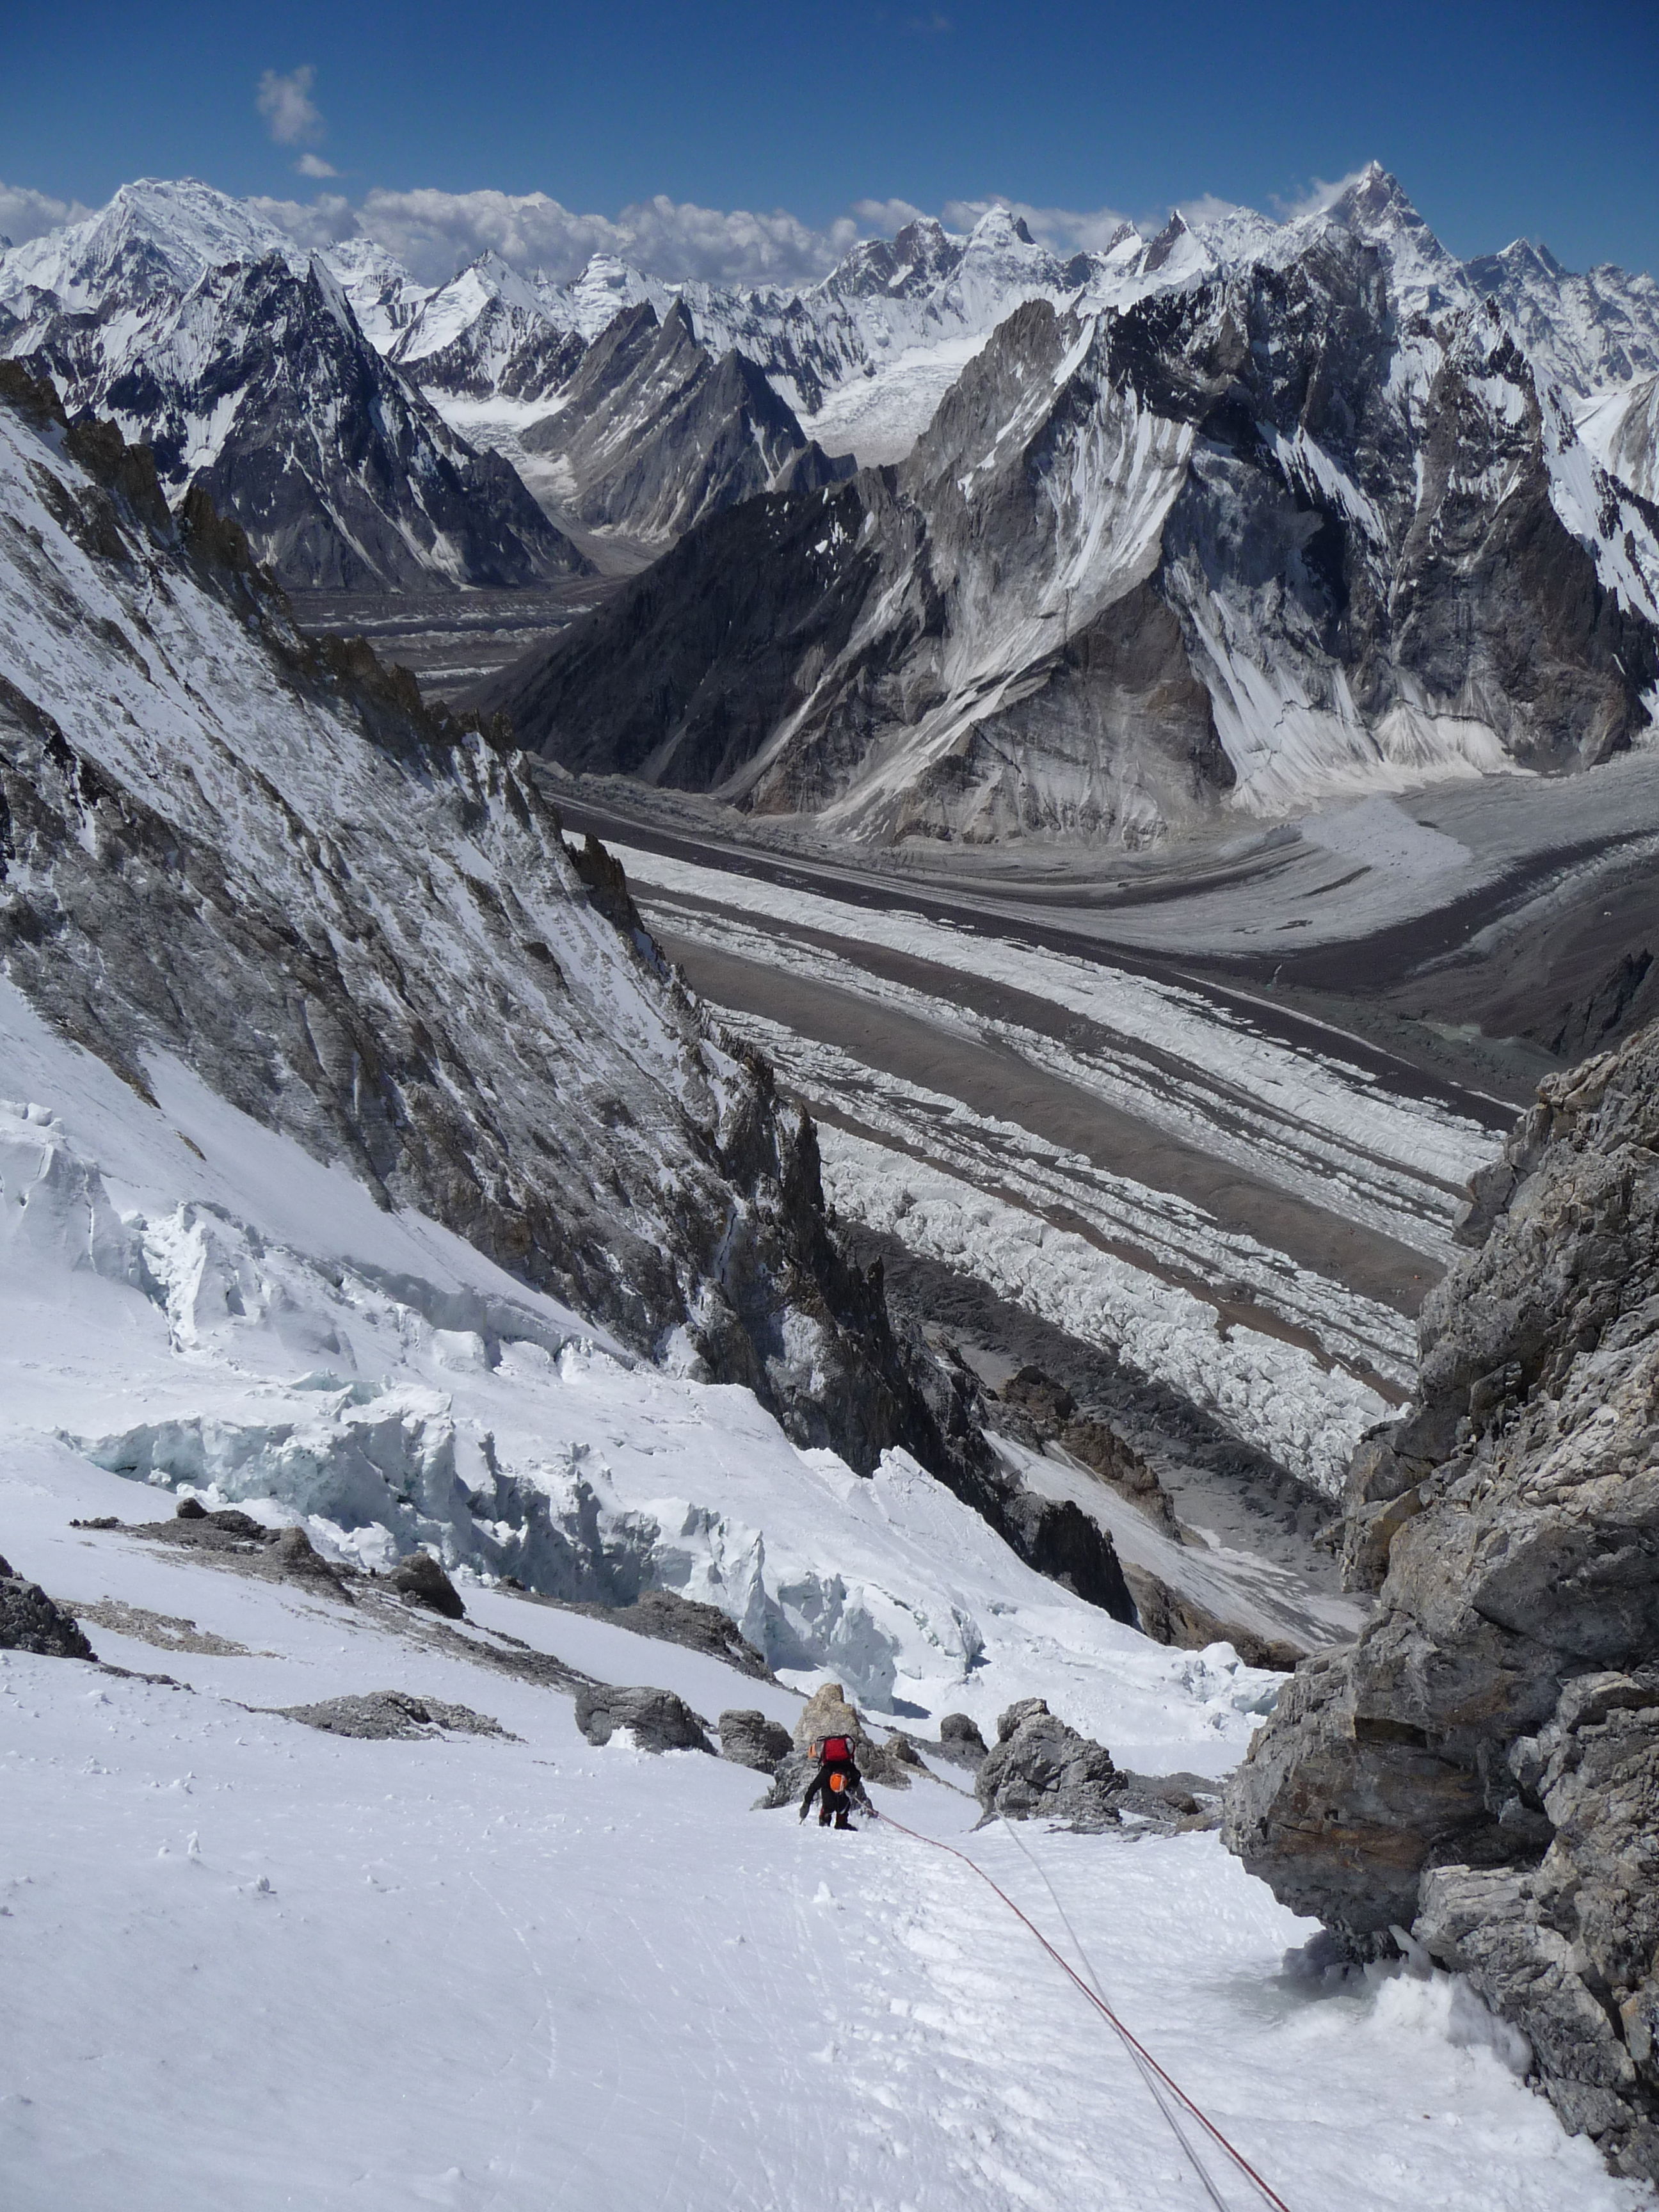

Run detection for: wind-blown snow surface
[[0, 1000, 1624, 2208], [0, 914, 1507, 2210]]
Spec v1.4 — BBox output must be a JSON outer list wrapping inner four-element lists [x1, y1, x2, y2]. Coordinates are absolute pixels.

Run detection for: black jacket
[[801, 1755, 871, 1819]]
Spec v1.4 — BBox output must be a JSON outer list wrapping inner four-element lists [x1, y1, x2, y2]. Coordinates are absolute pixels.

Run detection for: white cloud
[[8, 175, 1299, 292], [0, 180, 94, 248], [851, 197, 934, 235], [1174, 193, 1253, 228], [242, 192, 357, 250], [305, 186, 860, 287], [257, 66, 325, 148]]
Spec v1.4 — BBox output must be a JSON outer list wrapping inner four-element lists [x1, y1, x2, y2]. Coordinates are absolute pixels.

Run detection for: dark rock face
[[1223, 1020, 1659, 2181], [573, 1683, 714, 1754], [993, 1365, 1180, 1536], [755, 1747, 817, 1809], [975, 1698, 1121, 1829], [392, 1551, 466, 1619], [623, 1592, 769, 1676], [1118, 1564, 1303, 1674], [934, 1711, 990, 1768], [476, 472, 890, 790], [0, 1567, 97, 1659], [273, 1525, 342, 1583], [717, 1709, 793, 1771], [489, 225, 1659, 847], [557, 1590, 771, 1678], [11, 255, 588, 590], [518, 299, 849, 545]]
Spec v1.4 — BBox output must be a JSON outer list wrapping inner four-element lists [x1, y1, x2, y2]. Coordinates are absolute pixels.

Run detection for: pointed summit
[[0, 177, 299, 312], [1322, 163, 1427, 239]]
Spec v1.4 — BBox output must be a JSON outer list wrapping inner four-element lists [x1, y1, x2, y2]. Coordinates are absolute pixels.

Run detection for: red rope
[[873, 1809, 1295, 2212]]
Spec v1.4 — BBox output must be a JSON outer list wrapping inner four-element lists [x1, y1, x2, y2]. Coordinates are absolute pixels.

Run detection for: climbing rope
[[872, 1809, 1295, 2212], [997, 1813, 1235, 2212]]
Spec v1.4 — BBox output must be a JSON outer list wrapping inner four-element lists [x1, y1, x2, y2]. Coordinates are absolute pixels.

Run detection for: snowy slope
[[4, 1479, 1633, 2211], [0, 906, 1628, 2207]]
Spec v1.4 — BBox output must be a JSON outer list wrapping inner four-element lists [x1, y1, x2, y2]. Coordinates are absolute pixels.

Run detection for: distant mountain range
[[479, 166, 1659, 840], [4, 168, 1658, 840]]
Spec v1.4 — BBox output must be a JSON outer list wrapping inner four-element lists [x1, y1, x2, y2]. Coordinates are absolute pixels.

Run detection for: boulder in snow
[[975, 1698, 1121, 1829], [271, 1691, 513, 1740], [792, 1681, 865, 1753], [718, 1709, 793, 1772], [574, 1684, 714, 1754], [0, 1563, 97, 1661], [932, 1712, 990, 1768], [392, 1551, 465, 1619]]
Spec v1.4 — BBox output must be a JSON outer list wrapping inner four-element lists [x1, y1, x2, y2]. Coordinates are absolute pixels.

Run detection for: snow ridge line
[[874, 1809, 1295, 2212]]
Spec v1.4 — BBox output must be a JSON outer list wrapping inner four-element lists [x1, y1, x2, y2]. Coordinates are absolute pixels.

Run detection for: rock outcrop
[[0, 1556, 97, 1659], [974, 1698, 1121, 1829], [573, 1684, 714, 1754], [717, 1709, 793, 1772], [1224, 1020, 1659, 2181], [392, 1551, 467, 1619], [933, 1712, 990, 1769], [792, 1682, 866, 1753], [271, 1691, 511, 1740]]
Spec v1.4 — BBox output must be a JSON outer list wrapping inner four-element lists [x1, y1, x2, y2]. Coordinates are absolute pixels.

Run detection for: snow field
[[0, 1500, 1635, 2212]]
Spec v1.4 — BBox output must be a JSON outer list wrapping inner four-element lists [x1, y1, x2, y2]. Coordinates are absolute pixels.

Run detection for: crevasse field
[[0, 977, 1639, 2212]]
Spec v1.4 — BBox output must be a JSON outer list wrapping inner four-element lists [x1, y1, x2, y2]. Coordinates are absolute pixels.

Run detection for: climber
[[799, 1731, 874, 1829]]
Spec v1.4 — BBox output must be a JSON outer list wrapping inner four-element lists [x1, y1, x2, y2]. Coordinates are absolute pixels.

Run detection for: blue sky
[[3, 0, 1656, 282]]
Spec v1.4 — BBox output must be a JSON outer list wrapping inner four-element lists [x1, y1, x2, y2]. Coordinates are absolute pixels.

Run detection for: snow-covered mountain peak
[[1468, 235, 1659, 397], [1299, 163, 1465, 315], [1325, 160, 1420, 232], [0, 177, 300, 314], [559, 252, 670, 340], [966, 204, 1038, 250], [320, 235, 434, 347], [822, 216, 960, 302]]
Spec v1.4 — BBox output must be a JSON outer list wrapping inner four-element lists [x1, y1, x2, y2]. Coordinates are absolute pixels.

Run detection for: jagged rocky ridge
[[512, 298, 851, 545], [357, 205, 1083, 448], [0, 362, 1138, 1610], [481, 173, 1659, 845], [1222, 1018, 1659, 2183], [0, 182, 586, 590]]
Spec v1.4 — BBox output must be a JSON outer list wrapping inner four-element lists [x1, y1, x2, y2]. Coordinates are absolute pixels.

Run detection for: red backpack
[[821, 1735, 852, 1763]]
